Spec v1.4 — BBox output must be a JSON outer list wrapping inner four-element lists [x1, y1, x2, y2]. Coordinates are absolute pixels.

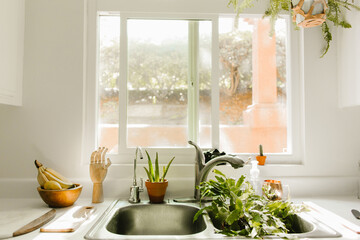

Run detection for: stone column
[[243, 19, 286, 128]]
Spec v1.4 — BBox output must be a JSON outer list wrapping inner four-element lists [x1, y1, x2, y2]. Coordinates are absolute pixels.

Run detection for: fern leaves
[[227, 0, 360, 57]]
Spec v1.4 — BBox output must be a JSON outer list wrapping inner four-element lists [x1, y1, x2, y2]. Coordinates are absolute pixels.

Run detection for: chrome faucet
[[129, 147, 144, 203], [188, 141, 245, 200]]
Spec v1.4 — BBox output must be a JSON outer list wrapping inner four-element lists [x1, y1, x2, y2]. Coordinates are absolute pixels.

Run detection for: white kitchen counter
[[1, 196, 360, 240], [0, 197, 114, 240]]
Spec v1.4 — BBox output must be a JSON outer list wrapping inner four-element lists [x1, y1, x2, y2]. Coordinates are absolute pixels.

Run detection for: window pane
[[98, 15, 120, 153], [97, 15, 289, 154], [199, 21, 212, 148], [127, 19, 189, 148], [219, 17, 288, 154]]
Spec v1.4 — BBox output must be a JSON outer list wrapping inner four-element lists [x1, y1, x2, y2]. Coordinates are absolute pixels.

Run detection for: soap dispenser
[[250, 157, 261, 196]]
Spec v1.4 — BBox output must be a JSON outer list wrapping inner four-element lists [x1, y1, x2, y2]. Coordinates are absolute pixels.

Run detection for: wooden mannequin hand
[[90, 147, 111, 203], [90, 147, 111, 183]]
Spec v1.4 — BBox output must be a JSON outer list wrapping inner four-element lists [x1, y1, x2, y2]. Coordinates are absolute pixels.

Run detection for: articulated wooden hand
[[90, 147, 111, 203]]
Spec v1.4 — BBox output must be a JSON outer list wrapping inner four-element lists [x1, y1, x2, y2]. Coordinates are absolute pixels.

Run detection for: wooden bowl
[[37, 184, 82, 208]]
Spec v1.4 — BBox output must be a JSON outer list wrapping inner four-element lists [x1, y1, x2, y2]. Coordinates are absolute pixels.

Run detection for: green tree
[[128, 39, 188, 102], [99, 39, 120, 90], [219, 30, 253, 96]]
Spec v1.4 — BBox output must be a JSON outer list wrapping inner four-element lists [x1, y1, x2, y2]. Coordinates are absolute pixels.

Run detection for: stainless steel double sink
[[85, 199, 342, 239]]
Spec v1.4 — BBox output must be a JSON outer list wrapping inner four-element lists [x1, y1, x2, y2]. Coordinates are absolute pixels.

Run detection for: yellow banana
[[45, 167, 72, 184], [44, 180, 62, 190], [35, 160, 74, 189], [41, 167, 74, 189], [37, 167, 49, 188]]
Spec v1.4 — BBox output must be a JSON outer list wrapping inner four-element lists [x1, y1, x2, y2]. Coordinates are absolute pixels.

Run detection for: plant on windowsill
[[227, 0, 360, 57], [144, 150, 175, 203], [256, 144, 266, 165]]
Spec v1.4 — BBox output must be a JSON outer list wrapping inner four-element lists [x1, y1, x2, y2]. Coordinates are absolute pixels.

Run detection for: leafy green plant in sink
[[194, 169, 304, 239], [143, 150, 175, 182]]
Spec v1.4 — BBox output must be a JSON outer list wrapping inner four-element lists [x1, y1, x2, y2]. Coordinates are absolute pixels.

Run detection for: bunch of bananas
[[35, 160, 74, 190]]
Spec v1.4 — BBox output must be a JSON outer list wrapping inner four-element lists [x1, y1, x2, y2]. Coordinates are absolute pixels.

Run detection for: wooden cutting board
[[0, 209, 56, 239], [40, 206, 95, 233]]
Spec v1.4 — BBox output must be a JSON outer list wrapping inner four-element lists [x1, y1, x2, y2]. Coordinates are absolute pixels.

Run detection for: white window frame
[[82, 0, 305, 165]]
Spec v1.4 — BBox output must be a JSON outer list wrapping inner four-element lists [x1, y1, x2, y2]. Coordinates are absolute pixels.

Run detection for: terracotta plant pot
[[145, 179, 168, 203], [256, 156, 266, 165]]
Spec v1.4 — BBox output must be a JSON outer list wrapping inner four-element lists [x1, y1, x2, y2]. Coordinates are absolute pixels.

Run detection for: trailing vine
[[264, 0, 292, 35], [227, 0, 360, 57], [227, 0, 259, 14], [321, 21, 332, 57], [321, 0, 360, 57]]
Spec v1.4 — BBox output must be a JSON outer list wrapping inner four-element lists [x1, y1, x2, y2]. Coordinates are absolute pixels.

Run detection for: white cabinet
[[338, 9, 360, 107], [0, 0, 24, 106]]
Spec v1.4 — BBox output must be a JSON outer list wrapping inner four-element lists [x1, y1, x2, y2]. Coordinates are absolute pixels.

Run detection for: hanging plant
[[227, 0, 360, 57]]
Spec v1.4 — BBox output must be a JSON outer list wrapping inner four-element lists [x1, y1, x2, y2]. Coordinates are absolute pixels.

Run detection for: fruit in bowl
[[35, 160, 82, 207], [37, 184, 82, 208]]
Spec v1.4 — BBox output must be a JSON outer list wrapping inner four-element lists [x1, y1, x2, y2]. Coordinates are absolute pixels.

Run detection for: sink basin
[[106, 204, 206, 235], [85, 199, 342, 240], [85, 200, 211, 240]]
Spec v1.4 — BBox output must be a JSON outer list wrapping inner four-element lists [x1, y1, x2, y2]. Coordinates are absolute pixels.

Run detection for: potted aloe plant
[[144, 150, 175, 203], [256, 144, 266, 165]]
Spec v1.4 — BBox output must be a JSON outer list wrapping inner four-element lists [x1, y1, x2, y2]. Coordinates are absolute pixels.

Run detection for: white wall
[[0, 0, 24, 106], [338, 9, 360, 107], [0, 0, 86, 196], [0, 0, 360, 199]]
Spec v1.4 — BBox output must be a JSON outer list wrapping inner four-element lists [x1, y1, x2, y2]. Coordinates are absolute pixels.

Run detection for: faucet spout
[[135, 147, 143, 161], [197, 156, 245, 184], [133, 147, 143, 186], [189, 141, 245, 201]]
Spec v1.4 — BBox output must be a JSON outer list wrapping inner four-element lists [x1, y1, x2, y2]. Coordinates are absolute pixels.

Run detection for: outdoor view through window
[[97, 15, 288, 155]]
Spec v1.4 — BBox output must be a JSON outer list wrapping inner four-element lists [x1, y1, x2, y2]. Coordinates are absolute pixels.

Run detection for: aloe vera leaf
[[155, 152, 159, 182], [161, 156, 175, 180], [161, 166, 166, 182], [144, 167, 153, 182], [145, 150, 154, 182]]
